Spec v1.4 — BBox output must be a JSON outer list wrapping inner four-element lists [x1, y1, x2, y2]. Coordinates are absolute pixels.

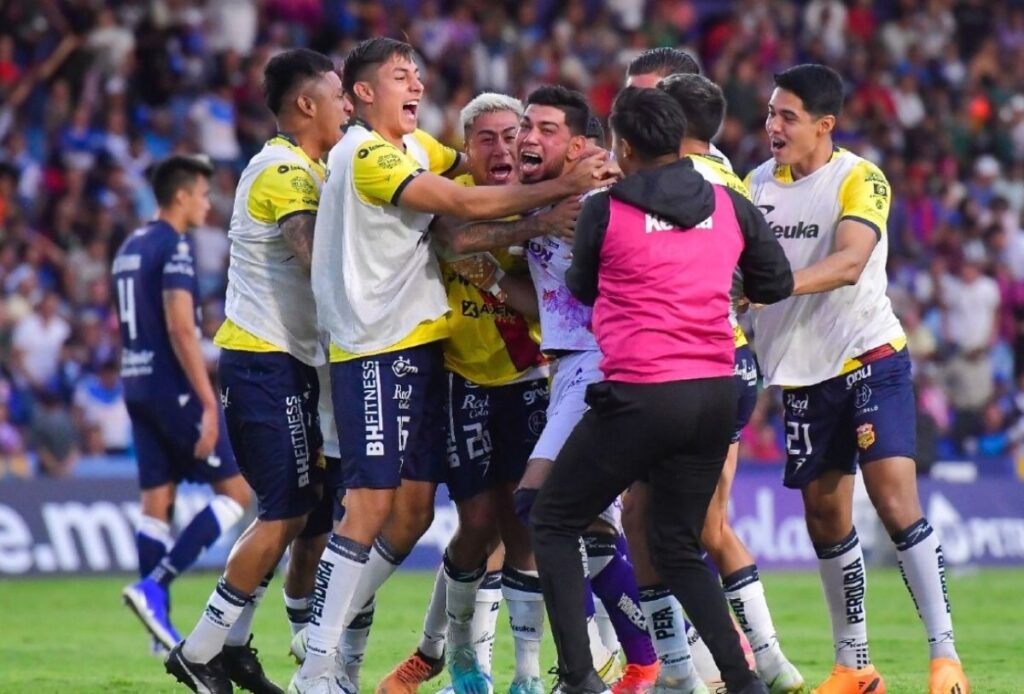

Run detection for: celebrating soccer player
[[293, 37, 609, 694], [166, 48, 348, 694], [747, 63, 970, 694]]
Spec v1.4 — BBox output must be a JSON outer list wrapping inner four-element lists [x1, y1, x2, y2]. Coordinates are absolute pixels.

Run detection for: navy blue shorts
[[219, 350, 324, 520], [332, 342, 446, 490], [733, 344, 759, 443], [299, 456, 343, 538], [128, 397, 238, 491], [781, 349, 916, 489], [445, 372, 549, 503]]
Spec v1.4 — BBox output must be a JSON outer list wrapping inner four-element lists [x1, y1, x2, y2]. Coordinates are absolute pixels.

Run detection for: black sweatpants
[[530, 376, 757, 692]]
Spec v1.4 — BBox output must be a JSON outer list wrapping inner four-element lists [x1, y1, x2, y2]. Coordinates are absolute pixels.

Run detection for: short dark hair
[[524, 85, 591, 136], [585, 115, 605, 144], [626, 47, 700, 78], [342, 37, 417, 97], [263, 48, 335, 115], [773, 63, 844, 117], [656, 73, 725, 143], [150, 155, 213, 207], [610, 87, 686, 160]]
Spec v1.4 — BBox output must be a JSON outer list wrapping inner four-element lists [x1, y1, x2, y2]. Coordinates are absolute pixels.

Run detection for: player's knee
[[804, 500, 849, 544]]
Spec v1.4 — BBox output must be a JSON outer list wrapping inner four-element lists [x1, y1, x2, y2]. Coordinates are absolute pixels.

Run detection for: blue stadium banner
[[1, 474, 1024, 576]]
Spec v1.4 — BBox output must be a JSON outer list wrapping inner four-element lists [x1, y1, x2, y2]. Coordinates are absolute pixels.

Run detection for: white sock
[[445, 553, 487, 648], [209, 494, 246, 531], [472, 571, 502, 675], [183, 577, 251, 663], [686, 621, 721, 683], [503, 567, 544, 680], [893, 518, 958, 661], [284, 592, 311, 636], [639, 586, 699, 682], [594, 600, 622, 660], [341, 537, 403, 627], [816, 530, 870, 669], [418, 563, 448, 659], [300, 534, 371, 679], [588, 615, 615, 672], [341, 600, 374, 689], [723, 566, 784, 674], [225, 573, 272, 647]]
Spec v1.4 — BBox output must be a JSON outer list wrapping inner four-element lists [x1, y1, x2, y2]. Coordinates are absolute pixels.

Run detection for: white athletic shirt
[[747, 149, 904, 387]]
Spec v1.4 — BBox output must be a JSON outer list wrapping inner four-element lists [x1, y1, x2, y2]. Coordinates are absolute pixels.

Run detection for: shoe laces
[[614, 664, 657, 694], [395, 653, 436, 683]]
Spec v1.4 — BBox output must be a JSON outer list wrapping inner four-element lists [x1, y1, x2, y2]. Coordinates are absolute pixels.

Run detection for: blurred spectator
[[0, 400, 28, 478], [11, 290, 70, 390], [72, 359, 130, 455], [30, 388, 79, 478]]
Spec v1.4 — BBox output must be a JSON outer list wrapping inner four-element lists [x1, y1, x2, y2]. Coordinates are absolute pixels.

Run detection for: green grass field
[[0, 568, 1019, 693]]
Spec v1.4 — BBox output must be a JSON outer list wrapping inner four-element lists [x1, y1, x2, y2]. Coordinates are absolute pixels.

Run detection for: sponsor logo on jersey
[[770, 220, 820, 239], [393, 384, 412, 410], [285, 393, 311, 487], [785, 392, 809, 415], [362, 360, 385, 456], [391, 356, 420, 378], [846, 365, 872, 388], [855, 383, 872, 410]]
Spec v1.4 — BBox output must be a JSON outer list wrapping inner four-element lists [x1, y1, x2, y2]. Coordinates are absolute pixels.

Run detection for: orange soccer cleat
[[612, 661, 661, 694], [375, 649, 445, 694], [811, 664, 885, 694], [928, 658, 969, 694]]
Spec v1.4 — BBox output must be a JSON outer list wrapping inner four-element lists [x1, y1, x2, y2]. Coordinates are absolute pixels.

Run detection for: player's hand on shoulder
[[539, 197, 582, 241], [194, 405, 219, 461]]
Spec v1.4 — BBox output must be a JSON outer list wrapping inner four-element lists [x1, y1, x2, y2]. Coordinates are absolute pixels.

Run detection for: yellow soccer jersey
[[689, 152, 751, 348], [440, 175, 544, 386], [215, 134, 325, 353], [328, 127, 462, 362]]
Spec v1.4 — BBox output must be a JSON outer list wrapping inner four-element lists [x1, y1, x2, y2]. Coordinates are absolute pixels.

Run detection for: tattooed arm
[[431, 196, 581, 256], [280, 212, 316, 271]]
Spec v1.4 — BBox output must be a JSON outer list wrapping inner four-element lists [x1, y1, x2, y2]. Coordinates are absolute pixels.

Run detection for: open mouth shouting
[[769, 136, 787, 157], [518, 150, 544, 178], [488, 162, 514, 184], [402, 100, 419, 123]]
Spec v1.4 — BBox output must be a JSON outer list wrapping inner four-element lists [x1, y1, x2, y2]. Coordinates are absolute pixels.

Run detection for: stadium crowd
[[0, 0, 1022, 478]]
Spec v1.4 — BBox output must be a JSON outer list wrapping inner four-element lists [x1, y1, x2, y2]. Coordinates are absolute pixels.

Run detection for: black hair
[[773, 63, 844, 117], [656, 73, 725, 143], [626, 47, 700, 78], [263, 48, 336, 115], [585, 115, 605, 145], [524, 85, 591, 136], [342, 37, 417, 97], [150, 155, 213, 207], [610, 87, 686, 160]]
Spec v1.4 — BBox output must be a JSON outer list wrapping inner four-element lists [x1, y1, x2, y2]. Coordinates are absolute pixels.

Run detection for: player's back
[[113, 220, 198, 403]]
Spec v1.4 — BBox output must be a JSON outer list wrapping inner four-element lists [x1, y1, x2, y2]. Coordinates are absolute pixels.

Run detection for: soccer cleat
[[376, 649, 445, 694], [757, 655, 805, 694], [222, 636, 284, 693], [928, 658, 969, 694], [551, 670, 612, 694], [509, 676, 546, 694], [612, 662, 661, 694], [811, 664, 885, 694], [595, 650, 623, 687], [651, 674, 709, 694], [165, 641, 234, 694], [287, 670, 356, 694], [290, 629, 308, 664], [448, 645, 493, 694], [123, 578, 181, 649]]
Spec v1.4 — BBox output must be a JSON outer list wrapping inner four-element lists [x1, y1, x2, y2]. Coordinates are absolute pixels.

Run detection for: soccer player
[[166, 48, 348, 693], [116, 155, 250, 653], [500, 85, 662, 694], [747, 64, 970, 694], [530, 86, 792, 694], [378, 92, 585, 694], [295, 38, 608, 694], [608, 73, 802, 694]]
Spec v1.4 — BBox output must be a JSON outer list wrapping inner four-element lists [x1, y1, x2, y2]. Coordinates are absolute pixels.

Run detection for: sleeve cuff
[[440, 152, 462, 177], [276, 209, 316, 227], [391, 169, 425, 205], [840, 215, 882, 240]]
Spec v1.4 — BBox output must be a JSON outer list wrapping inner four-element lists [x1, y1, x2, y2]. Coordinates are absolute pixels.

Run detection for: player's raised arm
[[728, 188, 794, 305], [431, 196, 582, 255]]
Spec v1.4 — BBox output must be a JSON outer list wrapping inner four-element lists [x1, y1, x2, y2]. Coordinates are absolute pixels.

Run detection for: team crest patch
[[856, 423, 876, 450]]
